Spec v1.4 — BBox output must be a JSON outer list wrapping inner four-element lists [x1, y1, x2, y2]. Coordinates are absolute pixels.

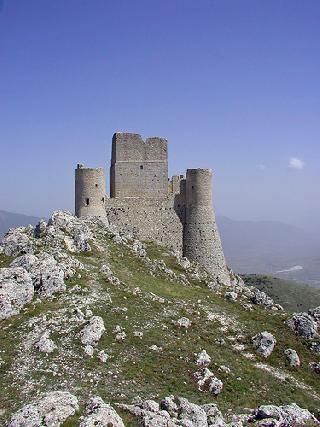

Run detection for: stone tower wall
[[183, 169, 230, 283], [75, 165, 106, 218], [110, 133, 168, 198], [105, 195, 185, 253]]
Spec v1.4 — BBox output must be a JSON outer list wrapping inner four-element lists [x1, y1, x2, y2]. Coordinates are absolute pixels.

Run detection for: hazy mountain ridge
[[0, 210, 41, 238], [217, 216, 320, 287]]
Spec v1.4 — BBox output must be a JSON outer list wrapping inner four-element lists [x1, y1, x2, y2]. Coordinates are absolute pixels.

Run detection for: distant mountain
[[217, 216, 320, 287], [0, 210, 41, 238]]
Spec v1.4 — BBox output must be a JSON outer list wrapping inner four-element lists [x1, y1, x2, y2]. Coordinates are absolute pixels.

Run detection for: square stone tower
[[110, 133, 168, 198]]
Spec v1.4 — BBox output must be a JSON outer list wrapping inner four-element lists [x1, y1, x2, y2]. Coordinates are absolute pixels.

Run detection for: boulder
[[201, 403, 225, 427], [80, 396, 125, 427], [194, 368, 223, 395], [0, 267, 34, 320], [81, 316, 105, 346], [177, 397, 208, 427], [7, 391, 78, 427], [34, 331, 56, 353], [195, 349, 211, 367], [287, 313, 318, 339], [252, 332, 276, 358], [284, 348, 300, 367]]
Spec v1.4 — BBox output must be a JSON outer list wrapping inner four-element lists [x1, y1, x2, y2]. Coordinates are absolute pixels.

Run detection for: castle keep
[[75, 132, 229, 283]]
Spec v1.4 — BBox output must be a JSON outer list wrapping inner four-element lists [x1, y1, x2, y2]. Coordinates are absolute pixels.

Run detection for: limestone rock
[[284, 348, 300, 367], [0, 267, 34, 320], [98, 350, 108, 363], [80, 316, 105, 346], [1, 226, 33, 257], [159, 396, 178, 417], [194, 368, 223, 395], [34, 331, 56, 353], [225, 291, 238, 301], [201, 403, 225, 427], [252, 332, 276, 358], [11, 253, 65, 297], [195, 349, 211, 367], [100, 264, 120, 285], [177, 396, 208, 426], [74, 228, 91, 252], [7, 391, 78, 427], [287, 312, 318, 339], [250, 289, 274, 308], [177, 317, 191, 329], [80, 396, 125, 427], [250, 402, 319, 426]]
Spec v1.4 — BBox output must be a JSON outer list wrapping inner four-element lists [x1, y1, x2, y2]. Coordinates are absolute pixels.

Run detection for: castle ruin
[[75, 132, 230, 283]]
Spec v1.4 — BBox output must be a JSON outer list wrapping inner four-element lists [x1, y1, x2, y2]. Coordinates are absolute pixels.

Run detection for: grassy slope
[[0, 232, 320, 426], [242, 274, 320, 312]]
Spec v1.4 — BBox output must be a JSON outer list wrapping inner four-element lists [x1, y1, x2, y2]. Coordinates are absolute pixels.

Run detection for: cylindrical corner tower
[[75, 165, 106, 218], [183, 169, 230, 283]]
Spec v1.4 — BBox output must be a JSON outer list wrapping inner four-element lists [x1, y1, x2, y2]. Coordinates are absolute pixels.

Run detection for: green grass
[[242, 274, 320, 312], [0, 253, 13, 268]]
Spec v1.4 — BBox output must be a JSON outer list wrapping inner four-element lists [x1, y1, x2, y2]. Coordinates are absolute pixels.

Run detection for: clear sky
[[0, 0, 319, 232]]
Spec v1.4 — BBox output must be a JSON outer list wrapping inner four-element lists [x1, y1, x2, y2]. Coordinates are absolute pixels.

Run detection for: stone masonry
[[75, 132, 229, 283]]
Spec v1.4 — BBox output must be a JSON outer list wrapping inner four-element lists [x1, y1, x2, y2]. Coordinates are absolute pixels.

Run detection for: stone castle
[[75, 132, 229, 283]]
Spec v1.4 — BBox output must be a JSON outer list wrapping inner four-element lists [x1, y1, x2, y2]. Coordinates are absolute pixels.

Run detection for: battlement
[[110, 132, 168, 198], [111, 133, 168, 163]]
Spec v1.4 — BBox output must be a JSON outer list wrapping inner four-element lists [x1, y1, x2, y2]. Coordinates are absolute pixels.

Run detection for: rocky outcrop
[[7, 391, 78, 427], [248, 402, 320, 426], [0, 226, 33, 257], [80, 396, 125, 427], [120, 397, 320, 427], [11, 253, 65, 297], [288, 308, 320, 339], [0, 267, 34, 320], [252, 331, 276, 358]]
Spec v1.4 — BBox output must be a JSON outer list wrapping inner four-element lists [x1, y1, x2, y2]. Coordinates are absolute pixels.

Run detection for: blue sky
[[0, 0, 319, 232]]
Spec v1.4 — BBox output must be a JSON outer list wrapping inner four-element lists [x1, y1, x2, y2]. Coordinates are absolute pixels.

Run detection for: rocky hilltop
[[0, 211, 320, 426]]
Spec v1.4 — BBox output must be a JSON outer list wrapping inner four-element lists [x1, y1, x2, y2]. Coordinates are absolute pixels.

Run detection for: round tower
[[75, 165, 106, 218], [183, 169, 230, 283]]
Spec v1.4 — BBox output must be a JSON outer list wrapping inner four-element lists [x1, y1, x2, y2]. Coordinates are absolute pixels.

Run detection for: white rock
[[0, 227, 33, 257], [284, 348, 300, 367], [195, 368, 224, 395], [0, 267, 34, 320], [7, 391, 78, 427], [252, 331, 276, 358], [195, 349, 211, 367], [80, 396, 125, 427], [81, 316, 105, 346], [98, 350, 108, 363], [115, 332, 126, 342], [12, 253, 65, 297], [34, 331, 56, 353], [177, 317, 191, 329], [84, 345, 94, 356]]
